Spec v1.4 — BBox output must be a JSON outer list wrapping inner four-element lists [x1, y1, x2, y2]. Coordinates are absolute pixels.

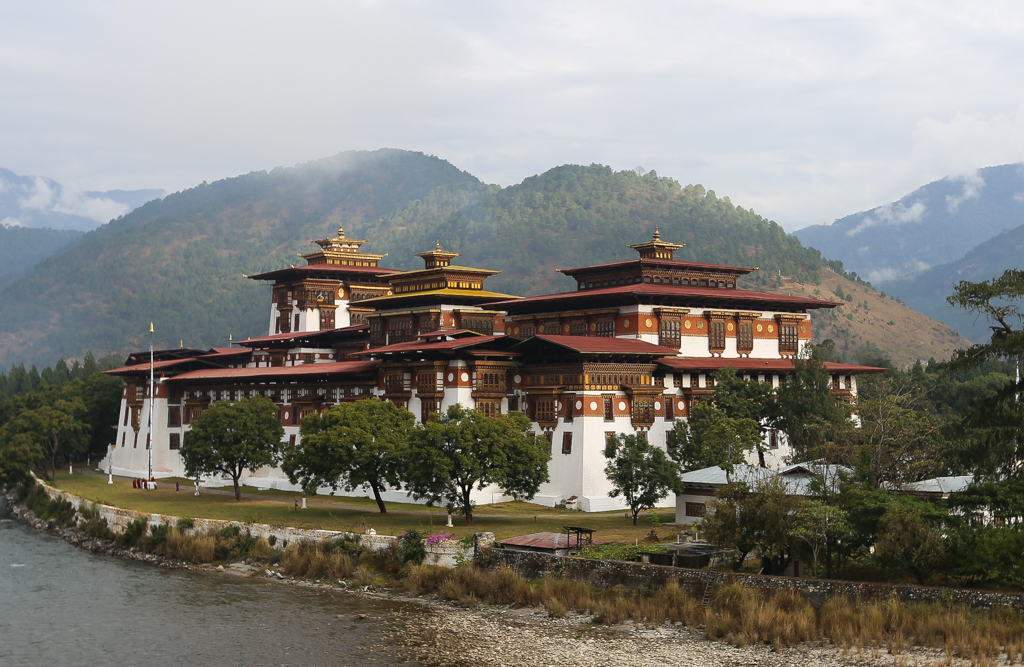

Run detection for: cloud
[[51, 191, 129, 222], [846, 200, 927, 237], [1, 216, 23, 227], [18, 177, 56, 211], [944, 170, 985, 213]]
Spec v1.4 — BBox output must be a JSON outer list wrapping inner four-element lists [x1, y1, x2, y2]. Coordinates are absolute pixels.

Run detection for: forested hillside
[[0, 149, 968, 368], [0, 226, 84, 286]]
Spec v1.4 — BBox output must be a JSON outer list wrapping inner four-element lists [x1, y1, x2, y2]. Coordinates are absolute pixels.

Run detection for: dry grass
[[281, 539, 356, 580], [164, 527, 215, 563]]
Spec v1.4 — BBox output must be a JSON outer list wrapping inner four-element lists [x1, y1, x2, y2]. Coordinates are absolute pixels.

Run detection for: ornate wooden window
[[561, 432, 573, 455], [293, 314, 300, 332], [477, 399, 499, 417], [603, 396, 614, 421], [476, 371, 505, 392], [169, 433, 180, 450], [631, 398, 654, 426], [659, 318, 681, 348], [535, 399, 556, 423], [418, 314, 440, 334], [769, 429, 779, 449], [387, 317, 414, 344], [708, 320, 726, 353], [519, 323, 536, 338], [289, 435, 296, 450], [664, 398, 674, 422], [130, 406, 141, 430], [507, 396, 519, 412], [168, 387, 181, 405], [123, 408, 129, 426], [417, 371, 440, 394], [564, 398, 574, 422], [461, 316, 494, 335], [779, 322, 799, 353], [319, 309, 335, 331], [420, 399, 439, 423], [369, 319, 385, 346], [737, 321, 754, 353], [568, 320, 587, 336], [595, 320, 615, 337], [685, 502, 705, 517], [384, 372, 406, 394], [167, 407, 181, 427], [544, 431, 553, 452]]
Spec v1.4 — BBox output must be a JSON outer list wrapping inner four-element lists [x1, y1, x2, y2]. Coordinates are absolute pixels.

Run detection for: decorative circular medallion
[[387, 290, 392, 295], [645, 318, 653, 328], [284, 411, 290, 420], [727, 322, 734, 332], [564, 324, 570, 333], [697, 321, 704, 330], [767, 324, 774, 333], [513, 374, 522, 384], [677, 400, 685, 411], [618, 401, 627, 411], [514, 326, 520, 335], [575, 400, 583, 410], [460, 372, 469, 382], [800, 325, 807, 334], [756, 323, 763, 332], [623, 319, 630, 328], [315, 353, 320, 359], [654, 401, 662, 411], [328, 354, 334, 359], [684, 320, 692, 330], [589, 401, 598, 411], [447, 373, 454, 382], [590, 323, 596, 331]]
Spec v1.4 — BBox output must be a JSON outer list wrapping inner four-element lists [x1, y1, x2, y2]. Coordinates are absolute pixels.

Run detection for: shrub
[[77, 503, 114, 540], [146, 524, 169, 551], [165, 527, 215, 563], [176, 517, 195, 531], [119, 518, 149, 549], [398, 530, 427, 565]]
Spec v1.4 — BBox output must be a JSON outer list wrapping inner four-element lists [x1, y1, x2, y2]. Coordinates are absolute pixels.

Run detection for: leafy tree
[[0, 423, 42, 486], [403, 406, 549, 525], [180, 395, 285, 500], [706, 366, 776, 466], [283, 398, 414, 513], [0, 385, 89, 481], [603, 433, 682, 525], [669, 402, 761, 476], [702, 475, 799, 571], [873, 501, 948, 585], [774, 350, 850, 461], [792, 500, 853, 578]]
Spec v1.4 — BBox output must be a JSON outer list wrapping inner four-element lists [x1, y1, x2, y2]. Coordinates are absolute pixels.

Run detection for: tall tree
[[403, 406, 549, 525], [774, 350, 850, 461], [707, 366, 776, 466], [180, 395, 285, 500], [603, 433, 682, 525], [283, 398, 415, 513], [0, 385, 88, 481], [668, 401, 761, 476]]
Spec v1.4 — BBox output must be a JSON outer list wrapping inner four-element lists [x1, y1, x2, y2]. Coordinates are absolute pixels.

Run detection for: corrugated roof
[[238, 324, 369, 346], [486, 283, 835, 312], [166, 360, 380, 382], [356, 287, 521, 306], [656, 357, 888, 374], [105, 358, 197, 375], [248, 265, 401, 281], [358, 335, 512, 356], [518, 334, 678, 355], [903, 475, 974, 495], [497, 532, 605, 549]]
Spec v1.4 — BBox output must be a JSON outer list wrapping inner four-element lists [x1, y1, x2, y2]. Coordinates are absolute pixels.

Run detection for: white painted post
[[69, 465, 73, 475], [194, 480, 200, 496], [108, 465, 113, 485], [301, 494, 307, 509], [446, 513, 453, 528]]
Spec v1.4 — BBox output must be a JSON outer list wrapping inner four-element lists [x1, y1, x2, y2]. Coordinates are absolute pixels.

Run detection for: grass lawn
[[51, 472, 678, 544]]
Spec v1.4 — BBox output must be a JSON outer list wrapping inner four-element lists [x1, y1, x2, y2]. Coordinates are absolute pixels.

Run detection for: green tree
[[0, 423, 42, 486], [603, 433, 682, 525], [774, 350, 850, 461], [702, 475, 799, 571], [873, 502, 948, 585], [283, 398, 415, 513], [792, 500, 853, 578], [0, 385, 89, 481], [707, 366, 776, 466], [669, 402, 761, 476], [180, 395, 285, 500], [403, 406, 549, 525]]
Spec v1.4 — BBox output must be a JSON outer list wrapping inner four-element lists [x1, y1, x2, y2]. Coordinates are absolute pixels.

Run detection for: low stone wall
[[31, 478, 471, 565], [490, 548, 1024, 611]]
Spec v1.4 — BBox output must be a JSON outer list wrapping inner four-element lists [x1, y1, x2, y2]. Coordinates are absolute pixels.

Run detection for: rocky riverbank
[[0, 488, 970, 667]]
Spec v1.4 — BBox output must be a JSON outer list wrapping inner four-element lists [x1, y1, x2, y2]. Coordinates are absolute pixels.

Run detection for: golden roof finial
[[337, 224, 345, 238], [435, 240, 441, 250], [653, 225, 661, 241]]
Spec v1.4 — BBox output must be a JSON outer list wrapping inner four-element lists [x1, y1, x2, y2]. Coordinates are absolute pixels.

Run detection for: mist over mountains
[[0, 167, 164, 231], [795, 164, 1024, 285]]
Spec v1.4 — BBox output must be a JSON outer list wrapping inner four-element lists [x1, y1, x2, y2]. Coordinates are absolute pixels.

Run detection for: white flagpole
[[148, 322, 154, 487]]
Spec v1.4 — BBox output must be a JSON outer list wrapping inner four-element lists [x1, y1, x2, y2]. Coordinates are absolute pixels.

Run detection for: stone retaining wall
[[32, 477, 471, 566], [490, 548, 1024, 611]]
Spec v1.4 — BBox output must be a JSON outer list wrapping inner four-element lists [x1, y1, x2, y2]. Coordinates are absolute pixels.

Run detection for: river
[[0, 495, 428, 667]]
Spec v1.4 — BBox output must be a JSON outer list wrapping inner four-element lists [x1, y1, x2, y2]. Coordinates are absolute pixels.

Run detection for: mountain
[[0, 226, 85, 286], [0, 149, 972, 368], [0, 167, 165, 231], [794, 164, 1024, 284], [881, 223, 1024, 343]]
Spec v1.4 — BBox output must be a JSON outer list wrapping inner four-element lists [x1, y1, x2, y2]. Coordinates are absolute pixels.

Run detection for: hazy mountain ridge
[[794, 164, 1024, 284], [0, 226, 85, 286], [0, 167, 165, 231]]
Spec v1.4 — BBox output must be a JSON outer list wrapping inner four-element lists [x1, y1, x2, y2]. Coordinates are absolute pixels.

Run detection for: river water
[[0, 495, 428, 667]]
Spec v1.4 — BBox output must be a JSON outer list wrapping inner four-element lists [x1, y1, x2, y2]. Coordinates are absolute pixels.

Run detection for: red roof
[[238, 324, 368, 347], [485, 283, 836, 312], [656, 356, 888, 374], [105, 358, 198, 375], [166, 360, 380, 382], [559, 257, 755, 276], [498, 532, 607, 550], [247, 265, 401, 281], [521, 334, 678, 355], [358, 335, 512, 356], [198, 348, 253, 360]]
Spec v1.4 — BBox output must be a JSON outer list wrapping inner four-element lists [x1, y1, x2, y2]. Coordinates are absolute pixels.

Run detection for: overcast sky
[[1, 1, 1023, 231]]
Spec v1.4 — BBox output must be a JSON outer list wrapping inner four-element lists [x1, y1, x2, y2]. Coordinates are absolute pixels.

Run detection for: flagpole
[[148, 322, 154, 487]]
